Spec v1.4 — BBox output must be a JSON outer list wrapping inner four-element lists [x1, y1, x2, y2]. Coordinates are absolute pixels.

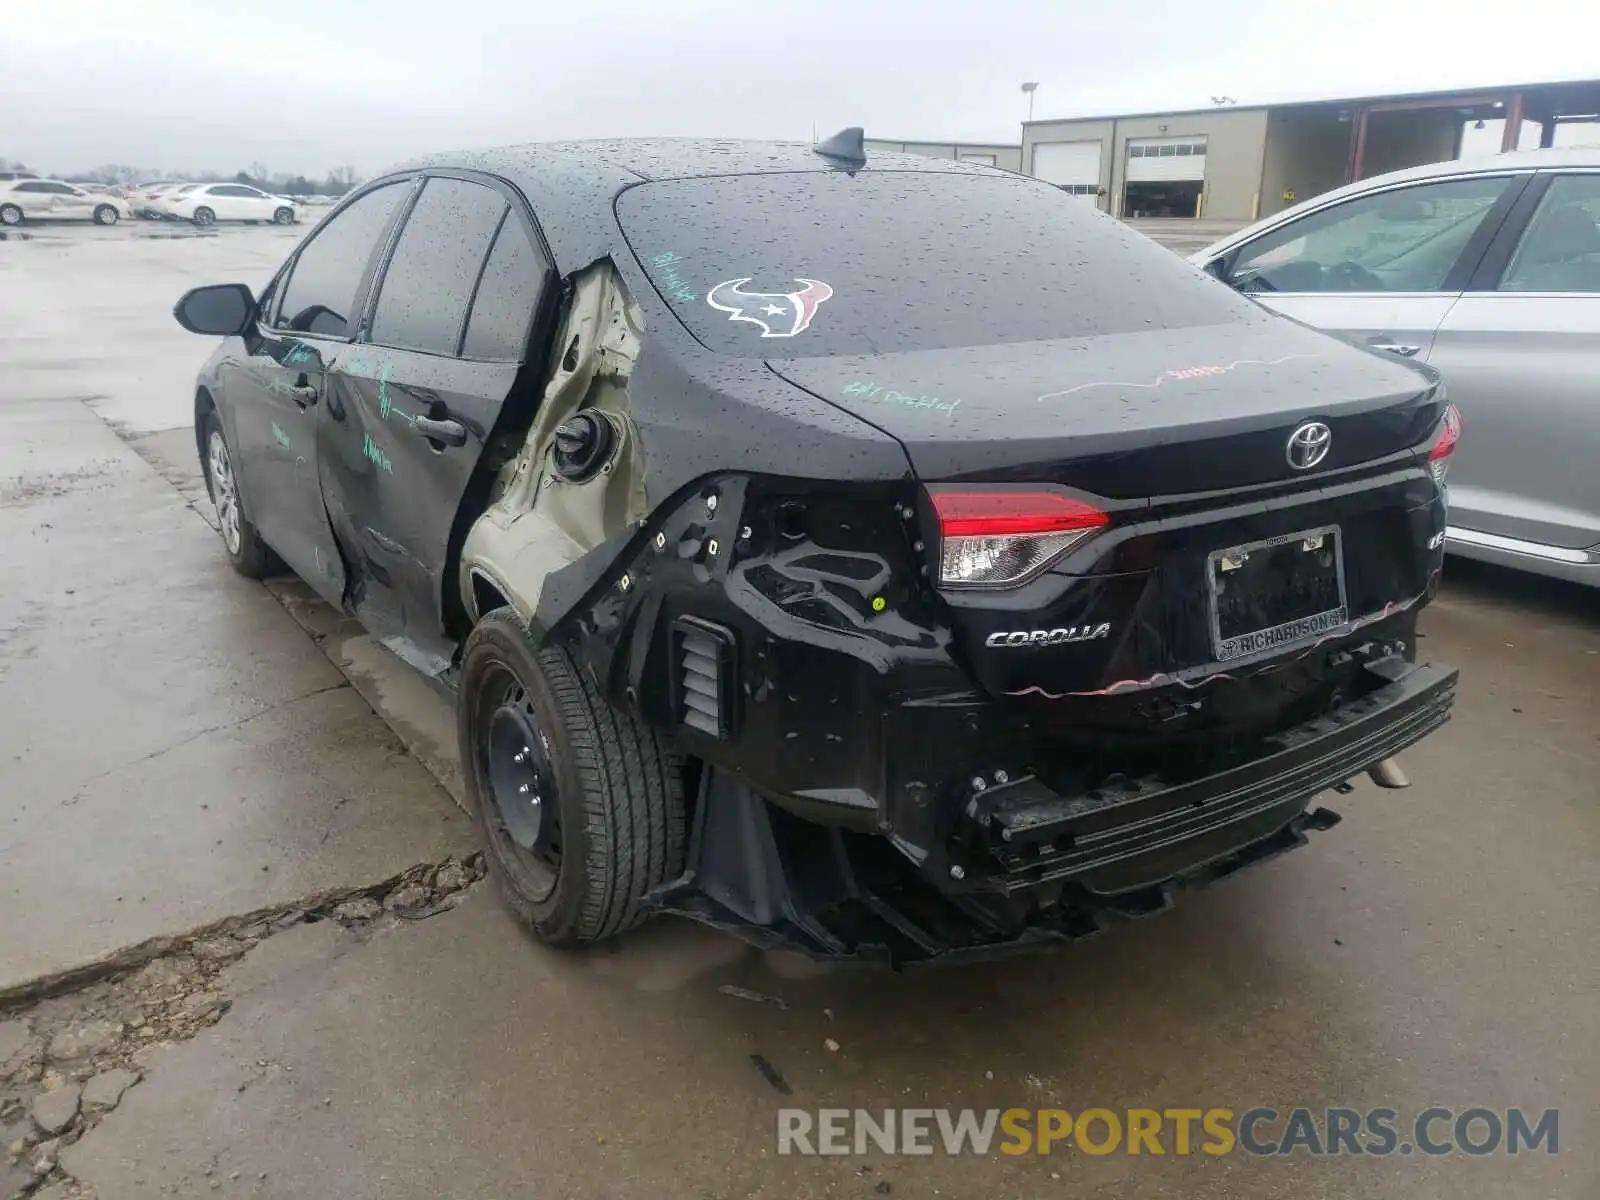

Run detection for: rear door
[[318, 172, 550, 673], [218, 178, 414, 602], [1431, 170, 1600, 553], [56, 185, 97, 220], [1216, 172, 1528, 360]]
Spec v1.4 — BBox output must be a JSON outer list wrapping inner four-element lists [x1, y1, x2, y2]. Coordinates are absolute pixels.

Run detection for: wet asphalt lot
[[1, 220, 1596, 1200]]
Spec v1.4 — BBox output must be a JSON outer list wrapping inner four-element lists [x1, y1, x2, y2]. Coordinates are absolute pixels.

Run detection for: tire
[[201, 410, 280, 578], [459, 609, 685, 947], [273, 207, 294, 225], [0, 204, 22, 227], [93, 204, 119, 226], [192, 206, 216, 227]]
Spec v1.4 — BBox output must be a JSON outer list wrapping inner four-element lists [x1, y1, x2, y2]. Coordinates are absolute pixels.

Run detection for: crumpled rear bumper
[[957, 656, 1458, 898], [643, 656, 1458, 966]]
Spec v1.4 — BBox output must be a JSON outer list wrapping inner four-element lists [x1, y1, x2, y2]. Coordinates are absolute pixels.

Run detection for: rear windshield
[[617, 171, 1253, 358]]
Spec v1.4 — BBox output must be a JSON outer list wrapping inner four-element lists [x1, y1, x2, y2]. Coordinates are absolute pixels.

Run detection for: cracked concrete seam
[[61, 679, 355, 806], [2, 854, 486, 1200]]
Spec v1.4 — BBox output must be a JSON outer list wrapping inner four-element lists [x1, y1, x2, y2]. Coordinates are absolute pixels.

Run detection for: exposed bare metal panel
[[461, 262, 648, 624]]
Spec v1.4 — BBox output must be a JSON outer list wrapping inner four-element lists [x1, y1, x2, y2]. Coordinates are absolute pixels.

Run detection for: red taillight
[[1428, 402, 1462, 484], [928, 487, 1109, 588]]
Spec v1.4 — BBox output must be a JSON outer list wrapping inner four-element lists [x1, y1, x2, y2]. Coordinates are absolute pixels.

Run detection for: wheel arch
[[194, 387, 217, 483]]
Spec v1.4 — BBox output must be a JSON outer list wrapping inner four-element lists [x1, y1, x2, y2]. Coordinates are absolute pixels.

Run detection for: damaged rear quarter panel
[[459, 255, 913, 635], [459, 262, 649, 626]]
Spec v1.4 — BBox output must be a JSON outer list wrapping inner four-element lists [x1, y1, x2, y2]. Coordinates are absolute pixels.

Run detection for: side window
[[1500, 175, 1600, 294], [1228, 176, 1512, 295], [461, 215, 540, 360], [368, 178, 507, 356], [14, 182, 47, 193], [211, 185, 243, 197], [276, 181, 409, 338]]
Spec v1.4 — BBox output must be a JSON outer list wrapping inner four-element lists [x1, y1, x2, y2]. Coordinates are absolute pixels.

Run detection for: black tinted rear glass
[[617, 171, 1253, 358]]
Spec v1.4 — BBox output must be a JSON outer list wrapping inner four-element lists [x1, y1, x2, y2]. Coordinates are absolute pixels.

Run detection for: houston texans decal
[[706, 278, 834, 338]]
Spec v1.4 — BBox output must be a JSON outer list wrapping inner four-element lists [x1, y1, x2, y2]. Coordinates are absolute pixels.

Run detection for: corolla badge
[[1286, 421, 1332, 470], [985, 624, 1111, 649], [706, 277, 834, 338]]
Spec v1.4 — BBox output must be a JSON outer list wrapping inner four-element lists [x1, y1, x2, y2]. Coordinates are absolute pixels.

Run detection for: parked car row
[[0, 178, 311, 227], [1192, 147, 1600, 587]]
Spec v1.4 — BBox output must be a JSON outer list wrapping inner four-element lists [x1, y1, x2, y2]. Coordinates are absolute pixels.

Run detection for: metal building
[[1021, 78, 1600, 221]]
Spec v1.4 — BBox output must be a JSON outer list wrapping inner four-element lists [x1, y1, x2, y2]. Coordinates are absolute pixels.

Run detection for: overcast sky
[[4, 0, 1598, 176]]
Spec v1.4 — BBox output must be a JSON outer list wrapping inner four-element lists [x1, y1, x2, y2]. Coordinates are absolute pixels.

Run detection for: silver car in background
[[1193, 148, 1600, 586]]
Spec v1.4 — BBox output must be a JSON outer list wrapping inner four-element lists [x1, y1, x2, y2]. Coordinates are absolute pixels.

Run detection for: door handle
[[1368, 340, 1420, 357], [289, 383, 319, 407], [412, 415, 468, 447]]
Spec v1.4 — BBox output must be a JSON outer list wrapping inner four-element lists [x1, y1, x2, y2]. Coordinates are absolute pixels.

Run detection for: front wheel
[[93, 204, 119, 226], [458, 611, 685, 947], [0, 204, 22, 227], [273, 206, 294, 225], [201, 411, 279, 578], [192, 206, 216, 227]]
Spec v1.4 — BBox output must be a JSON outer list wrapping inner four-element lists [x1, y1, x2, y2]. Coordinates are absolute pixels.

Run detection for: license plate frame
[[1206, 524, 1349, 663]]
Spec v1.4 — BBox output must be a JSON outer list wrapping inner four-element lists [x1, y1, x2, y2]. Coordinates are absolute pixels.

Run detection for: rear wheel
[[0, 204, 22, 227], [201, 411, 279, 578], [93, 204, 119, 226], [459, 610, 685, 947], [273, 206, 294, 225], [192, 206, 215, 227]]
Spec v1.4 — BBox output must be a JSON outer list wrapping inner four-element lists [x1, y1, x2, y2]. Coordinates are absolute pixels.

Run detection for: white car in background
[[162, 183, 300, 226], [0, 179, 133, 226]]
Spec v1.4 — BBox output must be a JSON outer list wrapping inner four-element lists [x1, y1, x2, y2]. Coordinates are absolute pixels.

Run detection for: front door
[[215, 331, 345, 598], [203, 186, 249, 221], [221, 178, 414, 604], [1218, 173, 1528, 361], [1431, 172, 1600, 552], [318, 174, 547, 673]]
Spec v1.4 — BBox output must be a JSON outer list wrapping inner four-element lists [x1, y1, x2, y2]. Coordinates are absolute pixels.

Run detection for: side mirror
[[173, 283, 256, 336]]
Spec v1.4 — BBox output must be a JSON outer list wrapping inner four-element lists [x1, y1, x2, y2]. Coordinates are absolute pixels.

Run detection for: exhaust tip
[[1367, 757, 1410, 789]]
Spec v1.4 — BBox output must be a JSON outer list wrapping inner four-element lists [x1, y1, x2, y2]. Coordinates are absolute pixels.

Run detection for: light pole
[[1021, 82, 1039, 123]]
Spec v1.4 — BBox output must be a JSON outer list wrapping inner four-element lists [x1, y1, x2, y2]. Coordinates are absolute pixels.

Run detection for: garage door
[[1031, 140, 1102, 199], [1126, 136, 1207, 182]]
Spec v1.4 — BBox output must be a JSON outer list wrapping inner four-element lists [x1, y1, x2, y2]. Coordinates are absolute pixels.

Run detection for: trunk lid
[[766, 317, 1440, 494], [769, 318, 1449, 706]]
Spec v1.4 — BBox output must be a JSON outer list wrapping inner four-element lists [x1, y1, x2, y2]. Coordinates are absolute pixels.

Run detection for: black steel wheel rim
[[476, 663, 561, 901]]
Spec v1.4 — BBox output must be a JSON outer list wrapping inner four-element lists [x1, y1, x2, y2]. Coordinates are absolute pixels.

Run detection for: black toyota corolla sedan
[[173, 131, 1460, 965]]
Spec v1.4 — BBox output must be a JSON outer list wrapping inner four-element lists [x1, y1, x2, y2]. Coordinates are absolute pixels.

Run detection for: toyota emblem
[[1286, 421, 1332, 470]]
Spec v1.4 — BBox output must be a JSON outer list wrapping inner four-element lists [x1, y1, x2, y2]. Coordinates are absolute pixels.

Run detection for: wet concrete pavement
[[3, 226, 1598, 1199], [1, 228, 472, 993]]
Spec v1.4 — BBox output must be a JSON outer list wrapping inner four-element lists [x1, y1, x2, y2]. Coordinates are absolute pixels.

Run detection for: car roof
[[382, 136, 1011, 275], [393, 136, 1002, 185], [1194, 147, 1600, 261], [1335, 146, 1600, 193]]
